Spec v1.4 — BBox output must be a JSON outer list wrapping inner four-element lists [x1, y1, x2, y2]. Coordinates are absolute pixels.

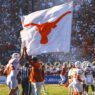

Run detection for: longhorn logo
[[24, 11, 71, 44]]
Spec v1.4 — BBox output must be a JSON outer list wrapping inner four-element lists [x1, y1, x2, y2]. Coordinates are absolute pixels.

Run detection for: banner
[[20, 2, 73, 55], [45, 75, 61, 84], [0, 76, 6, 84]]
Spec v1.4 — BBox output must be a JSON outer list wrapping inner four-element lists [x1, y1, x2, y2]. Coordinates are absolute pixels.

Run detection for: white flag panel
[[20, 2, 73, 55]]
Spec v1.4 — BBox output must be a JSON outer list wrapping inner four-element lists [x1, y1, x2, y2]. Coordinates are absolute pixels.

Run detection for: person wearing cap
[[4, 49, 24, 95], [24, 47, 44, 95]]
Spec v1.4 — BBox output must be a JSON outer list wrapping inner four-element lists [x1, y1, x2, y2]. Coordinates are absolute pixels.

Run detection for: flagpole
[[32, 0, 34, 12]]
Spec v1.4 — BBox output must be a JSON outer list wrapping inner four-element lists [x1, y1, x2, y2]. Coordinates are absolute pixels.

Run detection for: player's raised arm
[[23, 47, 32, 64], [19, 47, 25, 64]]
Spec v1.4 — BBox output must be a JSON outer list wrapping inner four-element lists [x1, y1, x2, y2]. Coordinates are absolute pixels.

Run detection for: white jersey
[[68, 68, 83, 78], [73, 68, 82, 83], [6, 58, 19, 77], [6, 58, 20, 89]]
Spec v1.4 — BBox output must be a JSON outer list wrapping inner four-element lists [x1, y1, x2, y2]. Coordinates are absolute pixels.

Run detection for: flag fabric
[[20, 2, 73, 56]]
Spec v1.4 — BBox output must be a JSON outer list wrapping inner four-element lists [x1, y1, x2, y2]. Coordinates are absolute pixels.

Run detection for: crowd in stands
[[0, 0, 95, 64]]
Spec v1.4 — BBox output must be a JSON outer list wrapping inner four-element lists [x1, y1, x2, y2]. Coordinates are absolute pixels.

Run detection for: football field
[[0, 84, 68, 95], [0, 84, 92, 95]]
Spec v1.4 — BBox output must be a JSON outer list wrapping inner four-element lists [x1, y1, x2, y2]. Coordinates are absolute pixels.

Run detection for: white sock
[[85, 92, 88, 95], [92, 92, 94, 95]]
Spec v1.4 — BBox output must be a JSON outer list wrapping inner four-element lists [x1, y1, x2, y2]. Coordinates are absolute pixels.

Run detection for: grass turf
[[0, 84, 93, 95]]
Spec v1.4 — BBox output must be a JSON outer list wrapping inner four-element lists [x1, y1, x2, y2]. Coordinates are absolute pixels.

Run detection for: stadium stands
[[0, 0, 95, 64]]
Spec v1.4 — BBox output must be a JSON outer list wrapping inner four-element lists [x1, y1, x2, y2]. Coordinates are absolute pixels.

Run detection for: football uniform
[[6, 58, 19, 89], [69, 68, 83, 93], [84, 66, 94, 85]]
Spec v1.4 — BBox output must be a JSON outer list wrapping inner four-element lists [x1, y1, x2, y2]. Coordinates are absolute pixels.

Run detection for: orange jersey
[[29, 62, 44, 82]]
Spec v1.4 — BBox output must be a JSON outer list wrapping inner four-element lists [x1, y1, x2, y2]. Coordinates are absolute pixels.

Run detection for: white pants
[[6, 75, 18, 89], [31, 81, 44, 95], [69, 81, 83, 92], [42, 81, 47, 94]]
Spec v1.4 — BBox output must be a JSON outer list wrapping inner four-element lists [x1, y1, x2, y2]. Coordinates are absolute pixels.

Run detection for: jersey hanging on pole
[[20, 1, 73, 56]]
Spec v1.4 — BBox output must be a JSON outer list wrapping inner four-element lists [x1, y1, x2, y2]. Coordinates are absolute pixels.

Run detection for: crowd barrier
[[0, 75, 62, 84]]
